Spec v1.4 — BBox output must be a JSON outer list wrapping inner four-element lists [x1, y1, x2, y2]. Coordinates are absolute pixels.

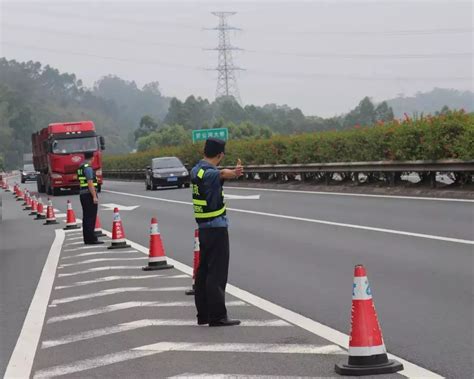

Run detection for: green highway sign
[[192, 128, 228, 143]]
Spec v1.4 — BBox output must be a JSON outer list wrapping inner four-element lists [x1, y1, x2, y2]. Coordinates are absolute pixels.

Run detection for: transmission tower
[[206, 12, 243, 103]]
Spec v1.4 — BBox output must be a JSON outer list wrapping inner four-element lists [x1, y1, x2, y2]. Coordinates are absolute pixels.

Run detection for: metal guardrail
[[103, 160, 474, 188]]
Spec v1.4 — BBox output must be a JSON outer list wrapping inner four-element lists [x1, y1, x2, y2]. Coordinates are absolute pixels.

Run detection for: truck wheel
[[184, 183, 190, 188], [97, 185, 102, 193], [37, 177, 45, 193], [52, 187, 60, 196], [47, 184, 52, 195], [21, 177, 25, 184]]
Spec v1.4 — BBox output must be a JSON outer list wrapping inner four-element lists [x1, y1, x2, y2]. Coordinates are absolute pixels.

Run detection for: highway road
[[1, 178, 473, 378]]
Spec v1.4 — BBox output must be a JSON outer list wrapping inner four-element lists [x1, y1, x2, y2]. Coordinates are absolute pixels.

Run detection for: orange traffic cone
[[143, 217, 173, 271], [64, 200, 80, 230], [185, 229, 200, 295], [94, 215, 106, 237], [43, 198, 59, 225], [16, 188, 24, 201], [29, 196, 38, 216], [35, 198, 46, 220], [23, 192, 32, 210], [335, 265, 403, 376], [107, 208, 131, 249]]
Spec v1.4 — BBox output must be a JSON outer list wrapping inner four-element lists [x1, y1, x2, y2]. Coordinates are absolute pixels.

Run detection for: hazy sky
[[1, 0, 472, 116]]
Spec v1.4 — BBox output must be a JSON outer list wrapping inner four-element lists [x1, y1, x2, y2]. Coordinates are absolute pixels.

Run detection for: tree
[[375, 101, 394, 122], [134, 115, 159, 141]]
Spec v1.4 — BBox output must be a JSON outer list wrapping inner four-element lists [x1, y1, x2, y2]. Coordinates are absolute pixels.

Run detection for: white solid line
[[54, 274, 188, 289], [51, 286, 189, 305], [62, 250, 137, 259], [57, 266, 138, 277], [59, 257, 145, 268], [110, 230, 443, 379], [34, 342, 341, 379], [42, 319, 291, 348], [103, 189, 474, 245], [4, 229, 66, 379], [47, 300, 248, 323], [225, 185, 474, 203]]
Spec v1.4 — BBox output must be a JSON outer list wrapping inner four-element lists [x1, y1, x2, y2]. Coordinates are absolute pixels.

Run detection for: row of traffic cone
[[4, 183, 403, 376]]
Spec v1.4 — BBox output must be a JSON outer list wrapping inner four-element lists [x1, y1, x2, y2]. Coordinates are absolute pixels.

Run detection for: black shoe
[[85, 240, 104, 245], [209, 318, 241, 327], [197, 319, 209, 325]]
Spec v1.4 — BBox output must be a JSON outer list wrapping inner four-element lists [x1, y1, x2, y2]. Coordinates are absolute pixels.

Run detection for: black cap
[[204, 138, 226, 158]]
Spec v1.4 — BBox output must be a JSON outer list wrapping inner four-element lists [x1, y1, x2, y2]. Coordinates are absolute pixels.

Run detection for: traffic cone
[[94, 215, 106, 237], [23, 192, 32, 210], [64, 200, 80, 230], [13, 184, 18, 197], [22, 191, 29, 206], [43, 198, 59, 225], [29, 196, 38, 216], [142, 217, 173, 271], [185, 229, 200, 295], [35, 198, 46, 220], [335, 265, 403, 376], [16, 188, 24, 201], [107, 208, 131, 249]]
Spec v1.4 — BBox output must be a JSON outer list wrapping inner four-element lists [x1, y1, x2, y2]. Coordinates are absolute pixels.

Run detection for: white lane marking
[[4, 230, 65, 379], [59, 257, 144, 268], [42, 319, 291, 348], [58, 266, 138, 277], [225, 185, 474, 203], [224, 193, 260, 200], [64, 245, 110, 252], [103, 189, 474, 245], [34, 342, 341, 379], [51, 287, 189, 305], [55, 274, 188, 289], [114, 231, 443, 378], [47, 300, 248, 324], [62, 250, 137, 259], [64, 241, 85, 246], [101, 203, 140, 211], [66, 236, 84, 241], [170, 375, 315, 379]]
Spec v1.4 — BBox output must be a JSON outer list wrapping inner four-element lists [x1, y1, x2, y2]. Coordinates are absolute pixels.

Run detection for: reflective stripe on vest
[[192, 165, 226, 221], [194, 204, 226, 219], [77, 164, 98, 188]]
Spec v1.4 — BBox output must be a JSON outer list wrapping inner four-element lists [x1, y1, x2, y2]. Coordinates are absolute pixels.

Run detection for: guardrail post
[[430, 172, 436, 188]]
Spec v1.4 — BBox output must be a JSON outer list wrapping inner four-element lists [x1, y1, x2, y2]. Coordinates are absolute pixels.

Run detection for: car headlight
[[182, 171, 188, 176], [51, 173, 62, 179], [153, 173, 162, 178], [96, 169, 102, 176]]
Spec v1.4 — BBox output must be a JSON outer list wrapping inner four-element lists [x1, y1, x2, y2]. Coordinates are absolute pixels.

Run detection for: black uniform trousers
[[194, 227, 230, 323], [80, 192, 98, 244]]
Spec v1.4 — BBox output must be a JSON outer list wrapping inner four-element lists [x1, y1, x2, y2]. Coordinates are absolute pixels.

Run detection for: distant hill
[[385, 88, 474, 117]]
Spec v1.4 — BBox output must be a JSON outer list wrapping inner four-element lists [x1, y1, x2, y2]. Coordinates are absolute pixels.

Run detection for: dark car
[[145, 157, 190, 190], [21, 163, 38, 183]]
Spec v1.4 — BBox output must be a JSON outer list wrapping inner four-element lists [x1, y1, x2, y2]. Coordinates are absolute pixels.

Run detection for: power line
[[5, 23, 472, 60], [206, 12, 243, 103]]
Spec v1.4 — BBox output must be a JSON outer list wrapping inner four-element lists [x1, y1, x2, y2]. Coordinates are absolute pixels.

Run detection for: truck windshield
[[52, 137, 98, 154], [23, 164, 34, 171], [152, 157, 183, 169]]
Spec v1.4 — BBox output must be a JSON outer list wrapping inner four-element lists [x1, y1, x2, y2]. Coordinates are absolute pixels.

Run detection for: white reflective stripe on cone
[[150, 223, 160, 234], [66, 223, 77, 226], [149, 256, 167, 263], [352, 276, 372, 300], [348, 344, 386, 356], [111, 238, 126, 243]]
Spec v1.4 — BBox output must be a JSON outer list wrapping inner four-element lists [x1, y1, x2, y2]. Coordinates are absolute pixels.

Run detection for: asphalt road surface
[[1, 179, 472, 378]]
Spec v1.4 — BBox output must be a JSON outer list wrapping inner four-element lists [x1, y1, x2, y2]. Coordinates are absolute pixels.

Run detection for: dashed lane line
[[34, 342, 343, 379], [58, 266, 139, 277], [59, 257, 145, 268], [103, 189, 474, 245], [46, 300, 248, 324], [54, 274, 188, 289], [41, 319, 292, 348], [61, 250, 138, 259]]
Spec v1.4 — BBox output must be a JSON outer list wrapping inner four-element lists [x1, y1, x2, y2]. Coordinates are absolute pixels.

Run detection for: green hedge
[[103, 110, 474, 170]]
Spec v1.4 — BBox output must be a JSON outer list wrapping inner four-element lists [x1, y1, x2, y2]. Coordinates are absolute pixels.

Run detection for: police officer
[[191, 138, 243, 327], [77, 152, 103, 245]]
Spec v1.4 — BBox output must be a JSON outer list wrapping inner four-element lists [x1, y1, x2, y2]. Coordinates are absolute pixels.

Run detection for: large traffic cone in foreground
[[64, 200, 80, 230], [107, 208, 131, 249], [29, 196, 38, 216], [94, 215, 106, 237], [335, 265, 403, 376], [185, 229, 200, 295], [35, 198, 46, 220], [143, 217, 173, 271], [43, 199, 59, 225]]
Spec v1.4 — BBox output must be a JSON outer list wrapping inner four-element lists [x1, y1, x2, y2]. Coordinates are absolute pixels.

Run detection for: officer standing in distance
[[191, 138, 243, 327], [77, 151, 103, 245]]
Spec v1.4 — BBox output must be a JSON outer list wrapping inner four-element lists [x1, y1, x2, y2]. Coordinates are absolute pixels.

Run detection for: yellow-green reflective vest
[[192, 166, 226, 223], [77, 163, 98, 188]]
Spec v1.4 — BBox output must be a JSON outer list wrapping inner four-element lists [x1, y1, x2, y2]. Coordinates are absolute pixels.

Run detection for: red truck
[[32, 121, 105, 195]]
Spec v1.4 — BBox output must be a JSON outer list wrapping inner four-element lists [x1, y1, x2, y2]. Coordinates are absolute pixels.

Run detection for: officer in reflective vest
[[77, 152, 103, 245], [191, 138, 243, 327]]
